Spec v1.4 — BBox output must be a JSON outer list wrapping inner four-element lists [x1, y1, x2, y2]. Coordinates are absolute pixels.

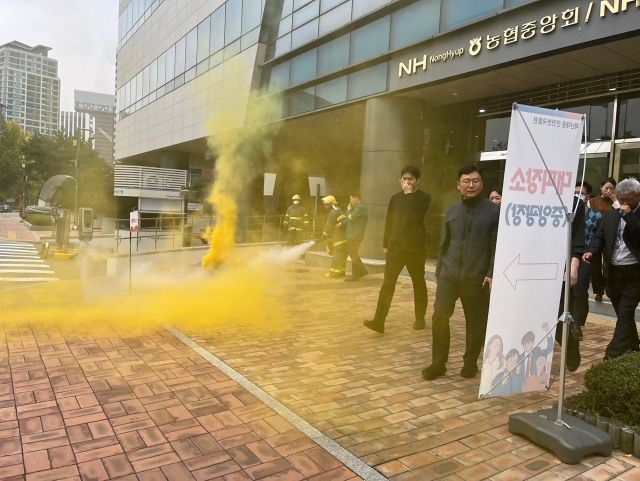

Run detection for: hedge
[[571, 351, 640, 427]]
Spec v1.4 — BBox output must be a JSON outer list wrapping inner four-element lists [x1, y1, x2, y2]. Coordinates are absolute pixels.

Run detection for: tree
[[22, 132, 115, 216], [0, 120, 25, 201]]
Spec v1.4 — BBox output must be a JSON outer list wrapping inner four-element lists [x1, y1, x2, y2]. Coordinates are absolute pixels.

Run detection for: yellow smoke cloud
[[202, 92, 283, 268]]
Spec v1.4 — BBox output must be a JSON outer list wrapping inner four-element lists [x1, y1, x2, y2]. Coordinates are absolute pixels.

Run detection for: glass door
[[615, 142, 640, 181]]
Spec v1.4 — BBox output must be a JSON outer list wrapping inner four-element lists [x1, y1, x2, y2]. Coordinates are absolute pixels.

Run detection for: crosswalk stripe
[[0, 270, 55, 274], [0, 255, 41, 259], [0, 259, 45, 263], [0, 248, 38, 252], [0, 264, 51, 268], [0, 277, 59, 282]]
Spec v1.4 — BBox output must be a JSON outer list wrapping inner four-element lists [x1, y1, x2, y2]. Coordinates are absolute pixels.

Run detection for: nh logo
[[399, 55, 427, 77]]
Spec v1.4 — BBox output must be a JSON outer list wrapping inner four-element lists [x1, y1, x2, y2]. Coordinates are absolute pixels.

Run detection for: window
[[618, 98, 640, 139], [175, 36, 186, 75], [441, 0, 503, 32], [197, 17, 211, 63], [279, 15, 293, 36], [350, 16, 390, 64], [185, 28, 197, 70], [293, 0, 319, 28], [157, 52, 166, 86], [241, 27, 260, 50], [142, 65, 150, 97], [347, 63, 387, 100], [149, 59, 158, 91], [390, 0, 440, 50], [165, 45, 175, 81], [210, 6, 225, 53], [316, 76, 347, 108], [505, 0, 533, 6], [269, 61, 290, 91], [224, 39, 241, 60], [242, 0, 262, 33], [484, 117, 510, 151], [321, 0, 347, 13], [290, 48, 317, 86], [352, 0, 386, 19], [289, 87, 315, 115], [225, 0, 242, 43], [291, 18, 318, 48], [317, 34, 349, 76], [319, 0, 351, 35], [275, 34, 292, 56]]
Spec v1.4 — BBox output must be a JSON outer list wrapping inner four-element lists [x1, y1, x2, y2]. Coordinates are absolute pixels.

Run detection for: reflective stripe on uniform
[[330, 268, 345, 273], [333, 240, 347, 247], [336, 214, 346, 222], [322, 232, 329, 237], [290, 227, 303, 231], [289, 216, 303, 220]]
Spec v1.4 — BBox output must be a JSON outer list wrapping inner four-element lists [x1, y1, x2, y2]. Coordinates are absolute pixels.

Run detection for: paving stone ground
[[0, 263, 639, 481]]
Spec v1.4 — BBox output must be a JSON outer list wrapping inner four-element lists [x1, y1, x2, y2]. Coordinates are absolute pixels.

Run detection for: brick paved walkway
[[0, 264, 639, 481], [0, 219, 38, 242]]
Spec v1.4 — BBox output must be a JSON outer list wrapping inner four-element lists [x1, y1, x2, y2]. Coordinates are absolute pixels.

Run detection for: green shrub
[[571, 352, 640, 427], [23, 214, 54, 226]]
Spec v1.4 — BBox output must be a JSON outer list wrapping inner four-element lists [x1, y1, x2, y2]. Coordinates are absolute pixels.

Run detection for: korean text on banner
[[478, 104, 584, 399], [130, 211, 139, 233]]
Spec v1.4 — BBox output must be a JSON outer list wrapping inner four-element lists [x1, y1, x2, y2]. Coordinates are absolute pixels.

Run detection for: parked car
[[0, 205, 11, 213]]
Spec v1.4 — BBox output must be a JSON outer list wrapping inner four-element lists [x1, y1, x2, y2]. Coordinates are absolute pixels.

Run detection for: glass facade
[[116, 0, 266, 120], [118, 0, 165, 50]]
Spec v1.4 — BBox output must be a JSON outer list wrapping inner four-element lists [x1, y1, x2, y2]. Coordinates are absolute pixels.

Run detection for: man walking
[[319, 195, 348, 278], [422, 165, 499, 380], [363, 166, 431, 333], [589, 177, 619, 302], [283, 194, 309, 247], [584, 178, 640, 360], [343, 190, 369, 282]]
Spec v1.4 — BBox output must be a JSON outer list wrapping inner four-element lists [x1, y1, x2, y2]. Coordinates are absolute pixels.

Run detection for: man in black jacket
[[584, 177, 640, 359], [423, 166, 499, 380], [363, 166, 431, 334]]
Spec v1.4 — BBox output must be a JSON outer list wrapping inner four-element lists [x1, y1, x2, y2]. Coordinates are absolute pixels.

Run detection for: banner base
[[509, 409, 612, 464]]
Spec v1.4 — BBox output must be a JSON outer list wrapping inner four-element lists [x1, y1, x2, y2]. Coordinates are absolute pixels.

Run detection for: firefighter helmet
[[292, 194, 301, 200], [322, 195, 337, 205]]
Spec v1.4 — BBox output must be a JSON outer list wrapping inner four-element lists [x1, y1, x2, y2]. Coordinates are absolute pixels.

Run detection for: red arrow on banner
[[503, 254, 559, 290]]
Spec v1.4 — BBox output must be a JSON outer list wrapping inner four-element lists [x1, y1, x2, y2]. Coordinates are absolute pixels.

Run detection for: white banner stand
[[505, 104, 612, 464]]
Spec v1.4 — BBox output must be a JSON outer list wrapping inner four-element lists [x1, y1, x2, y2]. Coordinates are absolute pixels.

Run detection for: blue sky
[[0, 0, 118, 110]]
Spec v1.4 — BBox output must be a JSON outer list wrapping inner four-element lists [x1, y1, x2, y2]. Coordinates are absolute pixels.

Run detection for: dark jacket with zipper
[[436, 196, 500, 284]]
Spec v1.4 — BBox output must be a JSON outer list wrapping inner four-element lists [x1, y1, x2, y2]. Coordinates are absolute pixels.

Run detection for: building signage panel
[[478, 104, 584, 399], [390, 0, 640, 92], [114, 187, 184, 199]]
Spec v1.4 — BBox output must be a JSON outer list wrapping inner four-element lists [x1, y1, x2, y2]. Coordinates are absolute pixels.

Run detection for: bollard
[[596, 418, 610, 433], [552, 401, 558, 410], [634, 431, 640, 458], [608, 421, 622, 449], [621, 428, 635, 454]]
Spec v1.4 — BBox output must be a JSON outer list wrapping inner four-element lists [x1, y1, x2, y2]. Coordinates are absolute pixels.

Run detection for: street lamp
[[21, 156, 26, 216], [73, 127, 94, 228]]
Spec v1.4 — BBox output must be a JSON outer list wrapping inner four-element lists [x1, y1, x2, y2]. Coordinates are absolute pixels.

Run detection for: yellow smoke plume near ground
[[202, 92, 283, 268]]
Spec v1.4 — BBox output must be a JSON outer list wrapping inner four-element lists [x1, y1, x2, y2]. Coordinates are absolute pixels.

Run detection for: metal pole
[[129, 229, 132, 293], [21, 156, 26, 215], [75, 129, 80, 227], [556, 209, 573, 425]]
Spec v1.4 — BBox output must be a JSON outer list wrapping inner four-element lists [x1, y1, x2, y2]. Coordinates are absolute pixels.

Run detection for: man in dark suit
[[584, 178, 640, 359]]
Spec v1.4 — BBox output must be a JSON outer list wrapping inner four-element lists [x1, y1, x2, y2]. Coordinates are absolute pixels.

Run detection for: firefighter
[[319, 195, 347, 278], [283, 194, 309, 247]]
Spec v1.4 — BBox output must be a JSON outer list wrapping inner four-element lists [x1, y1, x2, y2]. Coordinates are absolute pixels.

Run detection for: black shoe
[[567, 344, 581, 372], [344, 276, 358, 282], [363, 320, 384, 334], [461, 364, 478, 379], [570, 323, 584, 342], [595, 294, 603, 302], [422, 364, 446, 380], [413, 319, 425, 330]]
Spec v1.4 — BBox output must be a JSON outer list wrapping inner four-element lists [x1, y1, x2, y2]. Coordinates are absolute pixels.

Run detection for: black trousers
[[591, 253, 605, 296], [373, 250, 427, 324], [606, 265, 640, 358], [572, 260, 591, 327], [347, 239, 367, 277], [432, 277, 490, 366], [287, 230, 303, 246]]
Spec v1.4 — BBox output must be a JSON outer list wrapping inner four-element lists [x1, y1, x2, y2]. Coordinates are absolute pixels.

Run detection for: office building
[[0, 41, 60, 135], [75, 90, 116, 164], [115, 0, 640, 258], [59, 111, 94, 142]]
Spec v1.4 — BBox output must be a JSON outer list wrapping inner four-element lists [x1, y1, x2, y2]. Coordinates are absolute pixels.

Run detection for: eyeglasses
[[460, 179, 482, 185]]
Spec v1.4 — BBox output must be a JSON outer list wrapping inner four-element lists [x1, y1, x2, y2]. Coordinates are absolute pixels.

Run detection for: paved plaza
[[0, 264, 639, 481]]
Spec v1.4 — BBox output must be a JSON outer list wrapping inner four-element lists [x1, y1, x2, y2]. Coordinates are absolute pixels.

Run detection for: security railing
[[114, 214, 327, 255]]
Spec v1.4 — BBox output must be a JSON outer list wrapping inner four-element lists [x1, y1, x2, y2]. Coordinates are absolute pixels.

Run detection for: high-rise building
[[0, 41, 60, 135], [74, 90, 115, 164], [115, 0, 640, 259], [59, 111, 94, 142]]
